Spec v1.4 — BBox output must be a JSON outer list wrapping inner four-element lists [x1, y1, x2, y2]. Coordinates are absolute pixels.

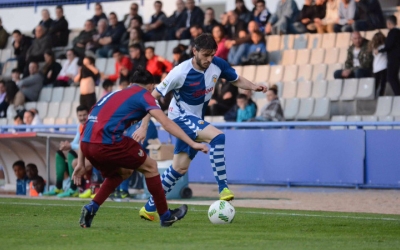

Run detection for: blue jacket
[[237, 102, 256, 122]]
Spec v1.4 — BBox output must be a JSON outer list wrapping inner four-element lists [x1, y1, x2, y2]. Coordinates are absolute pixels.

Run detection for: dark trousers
[[374, 69, 387, 96], [387, 59, 400, 96], [80, 92, 97, 110], [334, 24, 353, 33], [334, 68, 372, 79]]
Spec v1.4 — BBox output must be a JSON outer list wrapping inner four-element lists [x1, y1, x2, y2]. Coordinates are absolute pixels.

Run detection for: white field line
[[0, 201, 399, 222]]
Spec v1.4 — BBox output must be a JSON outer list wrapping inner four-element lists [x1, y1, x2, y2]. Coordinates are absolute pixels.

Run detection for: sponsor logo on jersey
[[212, 75, 218, 83], [189, 81, 201, 86], [192, 87, 214, 98], [138, 149, 144, 157], [198, 120, 204, 125], [161, 80, 169, 88], [88, 115, 98, 123]]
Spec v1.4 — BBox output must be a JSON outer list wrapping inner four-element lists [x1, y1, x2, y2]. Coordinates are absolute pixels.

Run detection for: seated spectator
[[315, 0, 338, 33], [207, 79, 238, 116], [41, 50, 62, 87], [224, 11, 247, 40], [236, 93, 257, 122], [253, 0, 271, 33], [24, 25, 52, 77], [165, 0, 186, 40], [32, 9, 53, 36], [49, 5, 69, 47], [24, 110, 42, 132], [13, 113, 24, 131], [189, 24, 204, 50], [369, 32, 387, 96], [352, 0, 385, 31], [91, 2, 107, 27], [265, 0, 302, 35], [72, 19, 96, 61], [252, 85, 284, 121], [204, 7, 220, 34], [129, 44, 147, 74], [13, 160, 28, 195], [241, 30, 268, 65], [172, 44, 190, 67], [123, 3, 143, 29], [299, 0, 326, 33], [234, 0, 252, 25], [120, 27, 144, 55], [103, 49, 132, 83], [334, 0, 356, 33], [96, 12, 126, 58], [212, 25, 229, 61], [14, 62, 44, 107], [102, 80, 114, 98], [29, 108, 42, 126], [89, 18, 107, 54], [2, 80, 19, 116], [227, 21, 260, 65], [32, 176, 45, 196], [334, 31, 372, 79], [0, 81, 6, 118], [175, 0, 204, 40], [26, 163, 43, 196], [143, 1, 167, 41], [55, 49, 79, 87], [0, 17, 9, 49], [12, 30, 32, 72], [74, 56, 99, 109], [11, 68, 21, 83], [145, 46, 173, 83]]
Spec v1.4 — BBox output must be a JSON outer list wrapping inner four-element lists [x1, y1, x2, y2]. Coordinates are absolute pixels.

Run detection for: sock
[[85, 200, 100, 214], [145, 175, 168, 216], [55, 151, 67, 190], [67, 151, 77, 190], [93, 174, 123, 206], [209, 134, 228, 193], [144, 165, 183, 212], [119, 178, 130, 192]]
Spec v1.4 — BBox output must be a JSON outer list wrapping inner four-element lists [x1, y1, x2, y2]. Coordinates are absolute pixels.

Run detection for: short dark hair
[[11, 68, 20, 74], [173, 46, 184, 54], [76, 105, 89, 113], [109, 12, 117, 18], [237, 93, 248, 100], [0, 80, 4, 86], [387, 15, 397, 26], [12, 160, 25, 169], [145, 46, 155, 52], [32, 176, 45, 193], [56, 5, 63, 11], [12, 29, 21, 35], [129, 43, 142, 50], [190, 24, 203, 30], [84, 56, 95, 65], [102, 79, 114, 89], [95, 2, 102, 8], [130, 66, 155, 84], [154, 1, 162, 6], [112, 48, 121, 55], [194, 33, 217, 51], [26, 163, 38, 171], [256, 0, 265, 5], [25, 110, 35, 118], [269, 85, 278, 95], [206, 7, 214, 12], [44, 49, 54, 57]]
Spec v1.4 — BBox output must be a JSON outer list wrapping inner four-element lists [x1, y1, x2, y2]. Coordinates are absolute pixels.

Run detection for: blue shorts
[[173, 115, 210, 160]]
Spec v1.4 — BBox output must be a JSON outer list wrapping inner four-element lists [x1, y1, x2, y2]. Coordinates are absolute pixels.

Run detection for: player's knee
[[210, 133, 225, 146]]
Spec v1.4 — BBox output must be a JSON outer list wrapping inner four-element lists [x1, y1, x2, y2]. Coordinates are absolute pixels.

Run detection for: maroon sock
[[145, 175, 168, 216], [93, 174, 123, 205]]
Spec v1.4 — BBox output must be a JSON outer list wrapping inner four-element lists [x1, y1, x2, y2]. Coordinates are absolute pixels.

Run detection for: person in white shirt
[[315, 0, 339, 33], [370, 32, 387, 96], [24, 110, 42, 132], [55, 49, 79, 87]]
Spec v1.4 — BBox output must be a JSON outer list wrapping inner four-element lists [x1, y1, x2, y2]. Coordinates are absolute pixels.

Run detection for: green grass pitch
[[0, 197, 399, 250]]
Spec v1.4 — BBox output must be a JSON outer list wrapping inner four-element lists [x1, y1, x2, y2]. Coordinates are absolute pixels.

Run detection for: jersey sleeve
[[142, 91, 161, 112], [155, 66, 184, 97], [213, 57, 239, 82]]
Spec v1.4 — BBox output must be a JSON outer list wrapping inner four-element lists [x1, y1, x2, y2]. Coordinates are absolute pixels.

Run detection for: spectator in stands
[[0, 81, 6, 118], [165, 0, 187, 40], [32, 9, 53, 36], [369, 32, 387, 96], [176, 0, 205, 40], [24, 25, 52, 77], [74, 56, 99, 109], [207, 79, 238, 116], [143, 1, 167, 41], [189, 24, 204, 50], [11, 68, 21, 83], [265, 0, 302, 35], [315, 0, 338, 33], [145, 46, 173, 82], [212, 24, 229, 61], [12, 30, 32, 72], [96, 12, 126, 58], [241, 30, 268, 65], [299, 0, 326, 33], [352, 0, 385, 31], [89, 18, 108, 54], [172, 44, 190, 67], [204, 8, 220, 34], [32, 176, 45, 196], [29, 108, 42, 126], [24, 110, 42, 132], [49, 5, 69, 47], [102, 80, 114, 97], [123, 3, 143, 28], [0, 17, 9, 49], [129, 44, 147, 74], [334, 31, 373, 79], [91, 3, 107, 27], [14, 113, 24, 127], [334, 0, 356, 32], [41, 50, 62, 87], [55, 49, 79, 87], [120, 27, 144, 54], [224, 11, 247, 40], [252, 85, 284, 121], [234, 0, 252, 25], [104, 49, 133, 83], [236, 93, 257, 122], [119, 80, 129, 90], [73, 19, 96, 62], [252, 0, 271, 33], [14, 62, 44, 107], [378, 16, 400, 96], [13, 160, 28, 195]]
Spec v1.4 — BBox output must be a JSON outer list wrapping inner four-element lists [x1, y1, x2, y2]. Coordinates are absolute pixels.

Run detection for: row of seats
[[331, 115, 400, 130], [280, 48, 348, 66]]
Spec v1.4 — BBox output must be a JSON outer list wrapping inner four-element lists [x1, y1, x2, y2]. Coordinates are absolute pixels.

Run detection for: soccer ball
[[208, 200, 235, 224]]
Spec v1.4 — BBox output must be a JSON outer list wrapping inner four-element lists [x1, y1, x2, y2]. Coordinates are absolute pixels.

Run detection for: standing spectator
[[234, 0, 252, 25], [352, 0, 385, 31], [224, 11, 247, 40], [165, 0, 187, 40], [145, 47, 173, 83], [369, 32, 387, 96], [49, 5, 69, 47], [0, 81, 6, 118], [176, 0, 205, 40], [74, 56, 99, 109], [334, 0, 356, 33], [55, 49, 79, 87], [72, 20, 96, 61], [32, 9, 53, 36], [41, 50, 62, 86], [252, 85, 284, 121], [120, 27, 144, 54], [24, 25, 52, 77], [315, 0, 338, 33], [0, 17, 9, 49], [252, 0, 271, 33], [143, 1, 167, 41], [241, 30, 268, 65], [96, 12, 126, 58], [91, 3, 107, 27], [123, 3, 143, 28], [236, 93, 257, 122], [103, 49, 133, 83], [207, 79, 238, 116], [14, 62, 44, 107], [265, 0, 302, 35], [212, 25, 229, 61], [204, 8, 220, 34], [13, 160, 28, 196], [378, 16, 400, 96], [129, 44, 147, 74], [334, 31, 372, 79], [12, 30, 32, 72]]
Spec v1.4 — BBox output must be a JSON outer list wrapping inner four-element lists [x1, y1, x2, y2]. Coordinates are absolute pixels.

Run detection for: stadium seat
[[144, 41, 156, 48], [312, 80, 328, 98], [154, 40, 168, 58], [338, 48, 348, 63], [282, 81, 297, 98], [55, 118, 68, 131], [362, 116, 377, 130], [43, 117, 55, 125], [0, 118, 7, 126], [335, 32, 351, 48], [5, 36, 12, 49], [38, 88, 53, 102], [327, 79, 343, 101], [268, 50, 282, 65], [7, 118, 14, 125], [232, 65, 243, 76], [283, 98, 300, 120], [307, 34, 322, 49], [279, 98, 286, 110], [204, 116, 212, 123], [274, 82, 283, 97], [58, 102, 72, 119], [380, 29, 389, 37], [321, 33, 336, 49], [324, 48, 340, 64], [266, 35, 281, 51], [95, 58, 107, 73], [281, 49, 296, 65], [0, 49, 12, 63], [293, 34, 308, 49], [311, 63, 327, 81], [24, 102, 37, 111], [346, 115, 362, 129], [310, 48, 325, 64], [297, 64, 313, 81], [95, 86, 100, 99], [297, 80, 312, 98], [378, 115, 393, 130], [280, 34, 294, 50], [36, 102, 49, 119], [69, 102, 80, 119], [6, 105, 15, 119], [255, 98, 268, 116], [74, 88, 80, 102], [282, 65, 298, 82], [47, 102, 61, 118], [269, 65, 284, 83], [364, 30, 376, 40], [51, 87, 64, 102], [242, 65, 257, 82], [331, 115, 346, 130], [311, 97, 331, 120], [296, 98, 314, 120], [356, 78, 375, 100], [340, 79, 358, 101], [104, 58, 116, 75], [254, 65, 269, 83], [295, 49, 310, 65], [67, 117, 77, 125], [1, 60, 17, 77], [390, 97, 400, 116], [326, 63, 342, 81], [166, 40, 180, 62], [212, 116, 225, 123], [374, 96, 393, 116], [179, 39, 190, 46], [63, 87, 77, 102]]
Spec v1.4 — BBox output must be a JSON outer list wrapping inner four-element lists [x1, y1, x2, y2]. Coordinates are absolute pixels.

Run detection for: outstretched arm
[[231, 76, 268, 93]]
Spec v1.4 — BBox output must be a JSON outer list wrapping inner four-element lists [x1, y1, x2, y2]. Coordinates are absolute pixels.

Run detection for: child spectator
[[101, 80, 114, 98], [236, 93, 257, 122], [253, 85, 284, 121], [242, 30, 268, 65], [12, 160, 28, 195], [370, 32, 387, 96], [32, 176, 45, 196], [212, 25, 229, 61]]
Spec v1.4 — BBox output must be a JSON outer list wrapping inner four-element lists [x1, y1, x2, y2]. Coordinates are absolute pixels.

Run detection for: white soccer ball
[[208, 200, 235, 224]]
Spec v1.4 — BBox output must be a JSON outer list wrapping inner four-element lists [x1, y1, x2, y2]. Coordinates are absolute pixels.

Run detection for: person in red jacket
[[104, 49, 133, 83], [145, 46, 173, 82]]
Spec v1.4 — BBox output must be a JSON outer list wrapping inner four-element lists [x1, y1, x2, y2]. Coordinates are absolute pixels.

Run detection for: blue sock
[[160, 210, 171, 221], [144, 165, 183, 212], [85, 200, 100, 213], [209, 134, 228, 193], [119, 178, 129, 192]]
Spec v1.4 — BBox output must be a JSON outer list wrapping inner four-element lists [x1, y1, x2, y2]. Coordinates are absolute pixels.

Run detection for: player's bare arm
[[231, 75, 268, 93], [72, 142, 87, 186]]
